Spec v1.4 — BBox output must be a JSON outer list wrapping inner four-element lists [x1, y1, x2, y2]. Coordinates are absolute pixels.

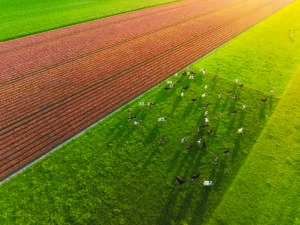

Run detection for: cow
[[236, 79, 239, 84], [134, 120, 142, 125], [176, 176, 186, 184], [128, 107, 132, 113], [183, 86, 189, 90], [223, 149, 230, 155], [203, 140, 207, 148], [164, 87, 171, 90], [191, 71, 196, 75], [148, 102, 155, 106], [202, 93, 206, 98], [214, 156, 219, 164], [158, 118, 167, 122], [204, 103, 210, 108], [200, 124, 208, 129], [233, 95, 238, 99], [203, 181, 213, 186], [242, 104, 247, 109], [197, 128, 200, 135], [174, 73, 178, 76], [191, 99, 197, 102], [238, 84, 244, 88], [192, 173, 200, 180], [219, 112, 223, 118], [128, 116, 136, 121], [182, 71, 187, 76], [232, 109, 238, 115], [158, 136, 165, 144], [139, 102, 146, 106], [205, 111, 208, 116], [204, 85, 208, 90], [181, 137, 188, 143], [270, 89, 273, 95], [189, 75, 194, 79], [186, 144, 192, 151], [197, 138, 202, 145], [218, 94, 223, 99], [181, 92, 184, 97], [227, 90, 232, 94], [207, 129, 213, 135], [177, 80, 182, 83], [205, 117, 209, 124], [238, 127, 243, 134], [261, 98, 267, 103]]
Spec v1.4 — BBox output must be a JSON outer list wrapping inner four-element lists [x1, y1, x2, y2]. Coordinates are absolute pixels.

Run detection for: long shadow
[[170, 96, 183, 114], [155, 85, 178, 104], [231, 134, 241, 162], [259, 103, 266, 121], [269, 95, 273, 111], [182, 102, 195, 118], [144, 125, 160, 144]]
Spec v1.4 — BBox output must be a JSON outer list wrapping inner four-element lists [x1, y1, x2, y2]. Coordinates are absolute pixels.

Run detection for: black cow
[[223, 149, 230, 155], [214, 156, 220, 164], [176, 176, 186, 184], [164, 87, 171, 90], [238, 84, 243, 88], [183, 86, 189, 90], [191, 173, 200, 180], [128, 116, 136, 121], [148, 102, 156, 106], [203, 140, 207, 148], [232, 109, 238, 115], [186, 144, 192, 151], [182, 71, 187, 76], [191, 99, 197, 102], [200, 124, 208, 129], [191, 71, 196, 75], [177, 80, 182, 83], [261, 98, 267, 103], [207, 129, 213, 135], [227, 90, 232, 94], [204, 103, 210, 108], [233, 95, 238, 99]]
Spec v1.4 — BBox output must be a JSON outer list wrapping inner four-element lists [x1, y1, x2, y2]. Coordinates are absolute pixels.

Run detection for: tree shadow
[[170, 96, 183, 115], [269, 95, 273, 111], [231, 135, 241, 162], [259, 103, 266, 121]]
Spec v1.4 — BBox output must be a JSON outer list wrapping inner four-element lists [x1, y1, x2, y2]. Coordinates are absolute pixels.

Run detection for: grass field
[[0, 0, 178, 42], [0, 0, 299, 225]]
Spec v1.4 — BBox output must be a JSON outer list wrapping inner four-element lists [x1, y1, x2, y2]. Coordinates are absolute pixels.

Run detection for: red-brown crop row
[[0, 0, 293, 180], [0, 0, 267, 128]]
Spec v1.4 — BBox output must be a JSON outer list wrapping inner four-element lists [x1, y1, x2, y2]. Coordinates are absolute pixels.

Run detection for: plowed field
[[0, 0, 294, 180]]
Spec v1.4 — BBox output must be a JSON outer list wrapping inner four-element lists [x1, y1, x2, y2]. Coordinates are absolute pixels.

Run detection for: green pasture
[[0, 0, 178, 42], [1, 0, 299, 224], [0, 71, 276, 224]]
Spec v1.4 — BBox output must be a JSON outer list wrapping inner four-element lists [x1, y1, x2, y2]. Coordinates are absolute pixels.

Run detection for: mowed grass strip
[[0, 0, 178, 42], [207, 66, 300, 225], [0, 71, 275, 224], [193, 0, 300, 97]]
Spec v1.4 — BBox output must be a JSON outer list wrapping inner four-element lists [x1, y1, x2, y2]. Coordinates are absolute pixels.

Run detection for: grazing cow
[[238, 84, 243, 88], [232, 109, 238, 115], [236, 79, 239, 84], [205, 111, 208, 116], [186, 144, 192, 151], [128, 116, 136, 121], [189, 76, 194, 79], [181, 137, 188, 143], [164, 87, 171, 90], [200, 124, 208, 128], [148, 102, 156, 106], [205, 117, 209, 124], [187, 72, 190, 75], [139, 102, 146, 106], [174, 73, 178, 76], [177, 80, 182, 83], [204, 103, 210, 108], [270, 89, 273, 95], [134, 120, 142, 125], [233, 95, 238, 99], [202, 93, 206, 98], [128, 107, 132, 113], [207, 129, 213, 135], [191, 99, 197, 102], [223, 149, 230, 155], [191, 71, 196, 75], [167, 81, 173, 84], [197, 128, 200, 135], [182, 71, 187, 76], [181, 92, 184, 97], [158, 118, 167, 122], [158, 136, 165, 144], [238, 127, 243, 134], [219, 112, 223, 118], [203, 140, 207, 148], [203, 181, 213, 186], [261, 98, 267, 103], [197, 138, 202, 145], [192, 173, 200, 180], [228, 90, 232, 94], [242, 104, 247, 109], [183, 86, 189, 90], [170, 84, 174, 88], [218, 94, 223, 98], [214, 156, 219, 164], [176, 176, 186, 184], [204, 85, 208, 90]]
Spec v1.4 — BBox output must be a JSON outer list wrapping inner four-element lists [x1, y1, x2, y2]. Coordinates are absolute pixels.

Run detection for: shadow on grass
[[259, 103, 266, 121], [170, 96, 183, 115], [231, 134, 241, 161]]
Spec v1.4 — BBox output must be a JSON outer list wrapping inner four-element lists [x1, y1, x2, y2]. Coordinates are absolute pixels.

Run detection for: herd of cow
[[127, 67, 272, 187]]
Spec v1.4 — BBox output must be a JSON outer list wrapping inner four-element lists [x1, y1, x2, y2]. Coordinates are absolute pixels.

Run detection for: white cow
[[202, 93, 206, 98], [238, 127, 243, 134]]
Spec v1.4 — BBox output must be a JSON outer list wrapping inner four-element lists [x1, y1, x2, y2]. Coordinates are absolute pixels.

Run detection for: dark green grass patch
[[0, 71, 278, 224], [0, 0, 178, 41]]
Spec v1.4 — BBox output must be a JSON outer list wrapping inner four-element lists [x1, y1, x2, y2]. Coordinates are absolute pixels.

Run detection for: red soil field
[[0, 0, 293, 180]]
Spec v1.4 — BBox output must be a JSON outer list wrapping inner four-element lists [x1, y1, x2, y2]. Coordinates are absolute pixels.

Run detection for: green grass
[[0, 0, 178, 42], [0, 72, 276, 224], [207, 66, 300, 225], [1, 0, 299, 224]]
